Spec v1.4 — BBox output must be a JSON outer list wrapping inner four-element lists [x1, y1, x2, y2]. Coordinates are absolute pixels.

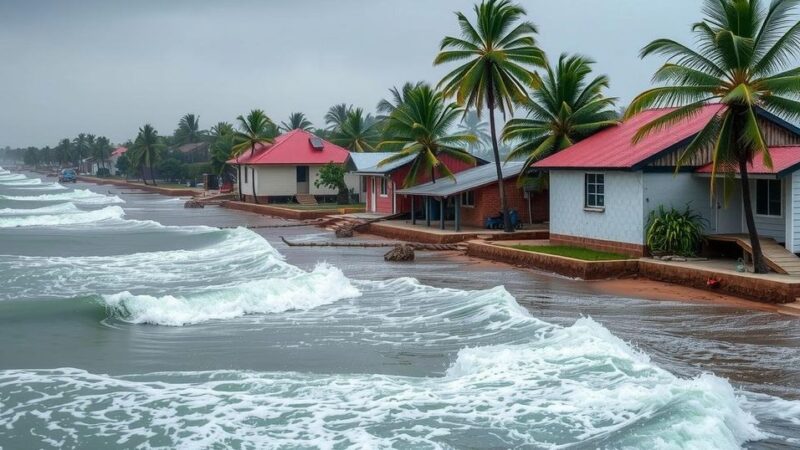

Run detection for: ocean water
[[0, 168, 799, 449]]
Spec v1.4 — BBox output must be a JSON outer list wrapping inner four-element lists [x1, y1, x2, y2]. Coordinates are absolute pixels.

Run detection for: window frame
[[755, 178, 782, 217], [379, 177, 388, 197], [461, 190, 475, 208], [584, 173, 605, 211]]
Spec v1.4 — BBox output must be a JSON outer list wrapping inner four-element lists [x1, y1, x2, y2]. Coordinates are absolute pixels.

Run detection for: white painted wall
[[549, 171, 645, 245], [238, 165, 359, 197], [642, 173, 743, 235], [790, 172, 800, 252]]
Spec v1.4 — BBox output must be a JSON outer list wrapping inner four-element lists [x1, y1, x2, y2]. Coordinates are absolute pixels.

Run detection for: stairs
[[708, 234, 800, 275], [295, 194, 318, 206]]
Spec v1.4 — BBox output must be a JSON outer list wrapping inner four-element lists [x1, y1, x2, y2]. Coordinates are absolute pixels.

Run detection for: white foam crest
[[0, 173, 26, 181], [0, 205, 124, 228], [0, 202, 81, 216], [0, 189, 124, 204], [102, 263, 361, 326], [0, 177, 41, 185], [0, 320, 771, 449], [0, 227, 287, 300]]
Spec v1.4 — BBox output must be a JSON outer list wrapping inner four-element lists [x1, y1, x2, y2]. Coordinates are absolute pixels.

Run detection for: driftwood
[[279, 236, 460, 251]]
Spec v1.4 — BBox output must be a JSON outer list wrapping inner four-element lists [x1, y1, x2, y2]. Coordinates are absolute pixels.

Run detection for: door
[[296, 166, 309, 194], [370, 177, 377, 212]]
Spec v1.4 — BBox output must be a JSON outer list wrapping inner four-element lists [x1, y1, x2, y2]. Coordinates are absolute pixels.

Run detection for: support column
[[439, 198, 445, 230], [455, 194, 461, 232], [425, 197, 430, 227], [411, 196, 416, 225]]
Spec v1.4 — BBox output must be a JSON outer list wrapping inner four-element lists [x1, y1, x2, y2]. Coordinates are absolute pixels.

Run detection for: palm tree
[[72, 133, 92, 170], [175, 113, 204, 145], [503, 54, 618, 175], [378, 83, 476, 187], [435, 0, 545, 232], [210, 121, 234, 138], [626, 0, 800, 274], [92, 136, 113, 170], [131, 125, 162, 185], [457, 111, 492, 158], [209, 122, 235, 181], [280, 112, 313, 132], [328, 107, 380, 152], [55, 139, 72, 168], [376, 81, 426, 117], [324, 103, 352, 131], [232, 109, 276, 204]]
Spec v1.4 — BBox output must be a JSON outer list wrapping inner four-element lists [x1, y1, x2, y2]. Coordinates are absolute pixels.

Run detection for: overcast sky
[[0, 0, 702, 148]]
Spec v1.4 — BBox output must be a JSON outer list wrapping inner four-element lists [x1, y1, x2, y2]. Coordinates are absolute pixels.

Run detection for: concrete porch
[[366, 220, 549, 244]]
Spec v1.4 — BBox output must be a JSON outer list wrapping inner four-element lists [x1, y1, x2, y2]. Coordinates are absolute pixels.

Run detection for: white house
[[534, 105, 800, 257], [229, 129, 359, 204]]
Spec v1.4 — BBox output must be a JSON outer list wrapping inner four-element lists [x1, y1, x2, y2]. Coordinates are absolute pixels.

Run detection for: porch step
[[708, 234, 800, 276], [295, 194, 318, 206]]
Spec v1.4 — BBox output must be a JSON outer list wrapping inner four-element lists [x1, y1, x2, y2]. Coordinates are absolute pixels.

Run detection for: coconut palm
[[457, 111, 492, 157], [232, 109, 276, 204], [324, 103, 352, 131], [280, 112, 314, 132], [328, 107, 380, 152], [626, 0, 800, 274], [72, 133, 92, 170], [130, 124, 163, 185], [92, 136, 113, 170], [378, 84, 476, 187], [503, 54, 618, 175], [55, 138, 72, 167], [210, 121, 234, 138], [175, 113, 204, 145], [376, 81, 426, 117], [435, 0, 545, 232]]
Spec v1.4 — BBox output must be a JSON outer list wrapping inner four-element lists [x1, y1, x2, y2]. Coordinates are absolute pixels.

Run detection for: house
[[109, 147, 128, 175], [176, 142, 210, 163], [347, 152, 483, 215], [396, 161, 549, 230], [228, 129, 358, 203], [534, 105, 800, 257]]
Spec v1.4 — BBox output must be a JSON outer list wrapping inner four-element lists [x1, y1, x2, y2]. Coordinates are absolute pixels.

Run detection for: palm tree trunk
[[486, 81, 513, 233], [738, 157, 768, 273], [141, 165, 148, 185]]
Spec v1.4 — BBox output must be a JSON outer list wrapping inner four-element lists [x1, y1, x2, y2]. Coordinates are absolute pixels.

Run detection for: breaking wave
[[0, 188, 124, 204], [0, 202, 81, 216], [0, 173, 26, 181], [0, 205, 124, 228], [0, 318, 765, 448], [0, 177, 41, 185]]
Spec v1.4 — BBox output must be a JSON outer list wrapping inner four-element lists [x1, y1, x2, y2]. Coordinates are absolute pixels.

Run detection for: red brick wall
[[458, 180, 549, 228]]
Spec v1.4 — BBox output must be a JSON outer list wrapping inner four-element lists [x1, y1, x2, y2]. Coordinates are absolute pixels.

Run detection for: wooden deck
[[707, 234, 800, 276]]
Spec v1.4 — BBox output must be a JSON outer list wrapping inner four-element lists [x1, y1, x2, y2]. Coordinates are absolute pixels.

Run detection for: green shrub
[[95, 168, 111, 177], [646, 205, 708, 256]]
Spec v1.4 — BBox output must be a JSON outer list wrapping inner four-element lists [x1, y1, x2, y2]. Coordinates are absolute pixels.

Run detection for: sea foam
[[0, 205, 124, 228], [0, 189, 124, 205]]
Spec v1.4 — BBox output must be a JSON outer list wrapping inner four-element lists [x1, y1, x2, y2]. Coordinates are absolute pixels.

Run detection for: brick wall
[[458, 180, 548, 228]]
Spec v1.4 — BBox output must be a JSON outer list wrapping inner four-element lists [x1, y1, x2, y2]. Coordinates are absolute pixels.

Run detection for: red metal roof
[[111, 147, 128, 157], [534, 104, 724, 170], [696, 147, 800, 176], [228, 130, 350, 165]]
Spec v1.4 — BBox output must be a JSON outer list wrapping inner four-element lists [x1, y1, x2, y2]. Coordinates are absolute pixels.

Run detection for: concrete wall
[[238, 164, 358, 198], [549, 171, 645, 245]]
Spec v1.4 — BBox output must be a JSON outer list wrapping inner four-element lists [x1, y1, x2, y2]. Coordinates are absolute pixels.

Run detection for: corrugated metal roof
[[349, 152, 416, 174], [397, 161, 525, 197], [696, 146, 800, 177], [534, 105, 724, 170]]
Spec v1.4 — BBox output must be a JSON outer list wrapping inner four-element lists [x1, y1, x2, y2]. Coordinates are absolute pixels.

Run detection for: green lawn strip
[[511, 245, 630, 261]]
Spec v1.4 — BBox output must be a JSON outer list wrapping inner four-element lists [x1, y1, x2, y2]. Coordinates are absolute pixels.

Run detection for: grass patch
[[278, 203, 365, 211], [511, 245, 630, 261]]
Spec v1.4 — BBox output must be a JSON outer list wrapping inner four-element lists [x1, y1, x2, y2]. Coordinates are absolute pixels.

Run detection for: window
[[756, 179, 781, 216], [585, 173, 605, 209], [296, 166, 308, 183], [461, 190, 475, 207], [380, 177, 388, 196]]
